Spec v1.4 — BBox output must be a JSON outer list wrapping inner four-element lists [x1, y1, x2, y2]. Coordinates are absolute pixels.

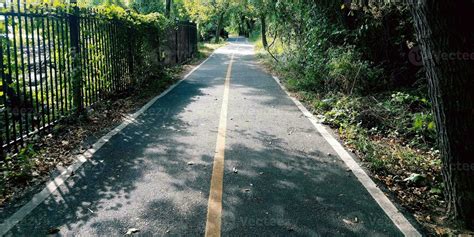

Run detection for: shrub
[[326, 46, 383, 94]]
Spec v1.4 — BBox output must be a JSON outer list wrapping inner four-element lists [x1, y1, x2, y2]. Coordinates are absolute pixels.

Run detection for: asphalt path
[[1, 37, 410, 236]]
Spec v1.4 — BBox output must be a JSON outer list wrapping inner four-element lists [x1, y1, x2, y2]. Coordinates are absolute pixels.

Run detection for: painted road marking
[[271, 75, 421, 237], [0, 52, 217, 236], [205, 52, 235, 237]]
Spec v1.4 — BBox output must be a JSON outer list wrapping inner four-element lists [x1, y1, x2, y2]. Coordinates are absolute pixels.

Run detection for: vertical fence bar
[[118, 23, 125, 90], [113, 22, 121, 91], [40, 7, 51, 127], [45, 6, 56, 123], [100, 17, 106, 96], [107, 22, 115, 92], [87, 15, 97, 104], [46, 8, 59, 123], [175, 27, 178, 64], [97, 18, 106, 96], [91, 15, 99, 100], [31, 6, 46, 131], [58, 8, 67, 113], [92, 14, 100, 102], [16, 0, 29, 136], [63, 10, 72, 112], [79, 17, 87, 106], [83, 15, 92, 105], [23, 2, 35, 133], [52, 9, 64, 118], [127, 27, 134, 87], [105, 21, 113, 93], [29, 6, 41, 131], [0, 33, 11, 154], [81, 17, 92, 107], [55, 8, 65, 115], [109, 22, 116, 92], [10, 4, 21, 147]]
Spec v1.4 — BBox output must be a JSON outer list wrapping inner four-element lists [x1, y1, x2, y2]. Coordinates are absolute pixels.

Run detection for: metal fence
[[0, 3, 197, 156]]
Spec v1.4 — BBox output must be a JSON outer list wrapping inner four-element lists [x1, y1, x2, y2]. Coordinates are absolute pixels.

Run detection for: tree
[[212, 0, 230, 43], [183, 0, 235, 42], [165, 0, 172, 17], [409, 0, 474, 229], [260, 13, 267, 48], [250, 0, 271, 48]]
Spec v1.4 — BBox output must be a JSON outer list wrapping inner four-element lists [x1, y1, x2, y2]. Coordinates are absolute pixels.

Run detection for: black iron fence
[[0, 3, 197, 156]]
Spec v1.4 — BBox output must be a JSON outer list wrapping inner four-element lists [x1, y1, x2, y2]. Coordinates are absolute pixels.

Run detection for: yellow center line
[[205, 52, 235, 237]]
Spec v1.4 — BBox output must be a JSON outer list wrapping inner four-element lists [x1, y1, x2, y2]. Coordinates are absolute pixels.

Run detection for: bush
[[326, 46, 383, 94]]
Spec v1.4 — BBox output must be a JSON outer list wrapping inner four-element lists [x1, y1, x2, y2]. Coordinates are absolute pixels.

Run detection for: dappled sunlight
[[3, 37, 406, 236]]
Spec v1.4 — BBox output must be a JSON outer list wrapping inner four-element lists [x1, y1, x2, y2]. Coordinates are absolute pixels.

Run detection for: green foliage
[[248, 1, 439, 191], [327, 46, 383, 94], [309, 91, 436, 150], [84, 5, 172, 29], [1, 144, 37, 193]]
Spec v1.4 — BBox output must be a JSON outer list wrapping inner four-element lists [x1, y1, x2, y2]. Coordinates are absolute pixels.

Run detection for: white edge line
[[271, 75, 421, 237], [0, 52, 216, 236]]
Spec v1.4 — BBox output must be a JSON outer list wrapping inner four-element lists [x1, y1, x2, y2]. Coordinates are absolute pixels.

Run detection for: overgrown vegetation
[[197, 40, 226, 58], [247, 1, 464, 234]]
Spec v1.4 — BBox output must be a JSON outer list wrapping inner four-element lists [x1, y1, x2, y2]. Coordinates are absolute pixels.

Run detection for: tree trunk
[[240, 15, 245, 36], [260, 14, 268, 49], [165, 0, 172, 18], [215, 11, 224, 43], [409, 0, 474, 229], [245, 19, 251, 37]]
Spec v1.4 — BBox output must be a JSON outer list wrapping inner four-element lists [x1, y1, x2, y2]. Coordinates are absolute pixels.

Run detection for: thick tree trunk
[[260, 14, 268, 49], [409, 0, 474, 229], [165, 0, 172, 18], [245, 19, 252, 37], [215, 11, 224, 43], [240, 15, 245, 36]]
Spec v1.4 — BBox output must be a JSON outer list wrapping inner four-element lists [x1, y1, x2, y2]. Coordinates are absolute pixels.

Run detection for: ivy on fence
[[0, 2, 197, 156]]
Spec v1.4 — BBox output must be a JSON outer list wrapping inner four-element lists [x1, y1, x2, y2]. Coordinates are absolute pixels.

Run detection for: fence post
[[175, 25, 179, 64], [0, 39, 7, 158], [188, 23, 191, 58], [69, 0, 83, 115], [127, 27, 134, 86]]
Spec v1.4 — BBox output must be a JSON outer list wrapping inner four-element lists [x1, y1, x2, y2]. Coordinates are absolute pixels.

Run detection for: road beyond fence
[[0, 3, 197, 154]]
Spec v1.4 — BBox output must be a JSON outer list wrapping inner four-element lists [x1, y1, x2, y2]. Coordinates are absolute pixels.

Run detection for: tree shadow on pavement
[[222, 131, 403, 237], [5, 56, 228, 235]]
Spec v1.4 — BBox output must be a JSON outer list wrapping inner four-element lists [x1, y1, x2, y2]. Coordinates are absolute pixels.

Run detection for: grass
[[197, 39, 227, 58], [250, 32, 285, 55]]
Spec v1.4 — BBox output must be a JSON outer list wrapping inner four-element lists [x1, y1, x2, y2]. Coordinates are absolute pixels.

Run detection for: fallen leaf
[[126, 228, 140, 235], [343, 217, 359, 225], [403, 173, 425, 184]]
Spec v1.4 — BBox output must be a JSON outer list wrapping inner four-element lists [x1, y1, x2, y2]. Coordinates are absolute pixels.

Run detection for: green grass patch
[[198, 40, 227, 58]]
